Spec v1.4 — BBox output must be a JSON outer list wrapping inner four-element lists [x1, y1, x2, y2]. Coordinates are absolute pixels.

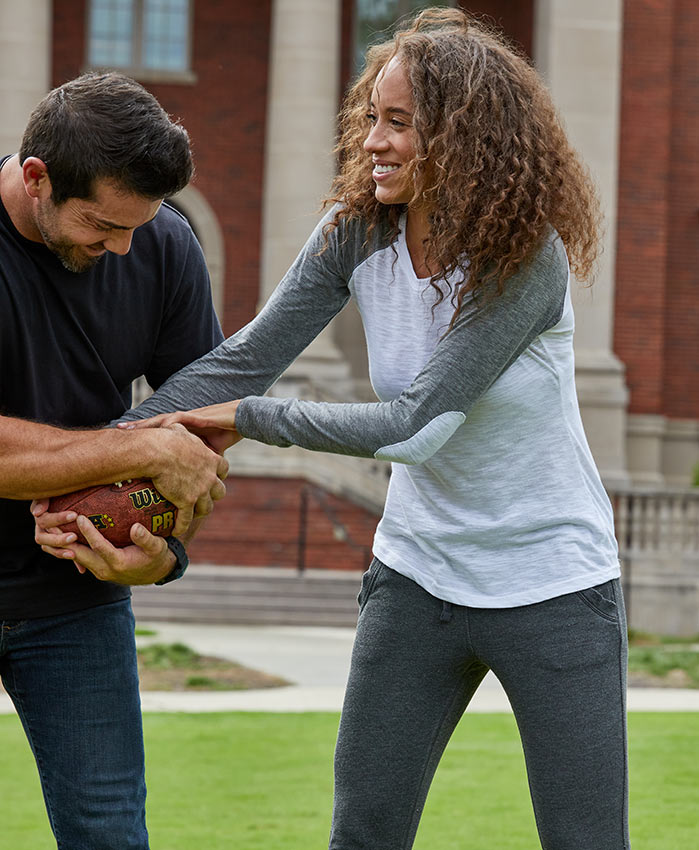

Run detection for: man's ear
[[22, 157, 51, 199]]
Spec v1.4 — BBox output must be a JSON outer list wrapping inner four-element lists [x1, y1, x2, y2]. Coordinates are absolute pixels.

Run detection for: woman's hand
[[119, 400, 242, 455]]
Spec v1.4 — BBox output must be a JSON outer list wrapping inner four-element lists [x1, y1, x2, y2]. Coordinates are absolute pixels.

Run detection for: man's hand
[[0, 414, 230, 524], [38, 512, 177, 586], [30, 418, 229, 550], [32, 498, 81, 561], [144, 423, 229, 536]]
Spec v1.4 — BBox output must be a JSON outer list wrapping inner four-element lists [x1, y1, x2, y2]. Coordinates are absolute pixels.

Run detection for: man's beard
[[35, 204, 102, 273], [41, 233, 101, 273]]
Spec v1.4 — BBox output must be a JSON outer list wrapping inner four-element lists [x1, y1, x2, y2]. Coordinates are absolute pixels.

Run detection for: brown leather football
[[48, 478, 178, 547]]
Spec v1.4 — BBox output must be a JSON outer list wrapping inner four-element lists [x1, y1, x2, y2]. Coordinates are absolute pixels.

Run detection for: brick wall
[[52, 0, 271, 337], [459, 1, 534, 57], [187, 476, 379, 572], [615, 0, 699, 419], [663, 0, 699, 419]]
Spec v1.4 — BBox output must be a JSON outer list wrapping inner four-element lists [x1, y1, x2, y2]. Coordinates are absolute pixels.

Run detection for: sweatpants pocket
[[357, 557, 384, 612], [575, 579, 619, 623]]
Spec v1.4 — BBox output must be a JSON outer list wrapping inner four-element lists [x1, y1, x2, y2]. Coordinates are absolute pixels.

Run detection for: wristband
[[155, 536, 189, 585]]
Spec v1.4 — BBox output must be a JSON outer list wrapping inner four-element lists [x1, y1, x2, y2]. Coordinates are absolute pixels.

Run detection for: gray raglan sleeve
[[234, 233, 569, 464], [118, 207, 354, 421]]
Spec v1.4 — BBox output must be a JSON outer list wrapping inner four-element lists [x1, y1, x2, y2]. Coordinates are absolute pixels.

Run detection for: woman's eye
[[365, 112, 377, 124]]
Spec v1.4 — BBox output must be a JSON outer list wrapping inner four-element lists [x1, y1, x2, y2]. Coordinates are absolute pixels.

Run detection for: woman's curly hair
[[324, 7, 601, 323]]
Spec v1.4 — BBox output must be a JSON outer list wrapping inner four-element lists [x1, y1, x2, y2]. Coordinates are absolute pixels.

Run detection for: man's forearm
[[0, 415, 173, 500]]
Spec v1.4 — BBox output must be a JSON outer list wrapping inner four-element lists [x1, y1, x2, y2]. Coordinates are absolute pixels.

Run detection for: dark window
[[354, 0, 456, 73]]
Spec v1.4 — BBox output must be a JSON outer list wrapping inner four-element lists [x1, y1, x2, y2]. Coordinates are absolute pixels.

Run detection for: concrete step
[[131, 563, 363, 628]]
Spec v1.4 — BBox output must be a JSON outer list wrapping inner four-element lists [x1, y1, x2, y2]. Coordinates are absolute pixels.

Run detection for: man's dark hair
[[19, 72, 193, 204]]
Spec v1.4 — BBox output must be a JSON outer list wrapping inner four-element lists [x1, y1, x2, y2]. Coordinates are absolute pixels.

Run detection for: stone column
[[0, 0, 52, 155], [260, 0, 351, 396], [534, 0, 629, 487]]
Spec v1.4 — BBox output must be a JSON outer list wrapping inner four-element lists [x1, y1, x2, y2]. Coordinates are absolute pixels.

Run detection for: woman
[[123, 8, 629, 848]]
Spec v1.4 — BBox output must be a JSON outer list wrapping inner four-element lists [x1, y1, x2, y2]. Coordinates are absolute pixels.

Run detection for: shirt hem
[[0, 586, 132, 621], [373, 545, 621, 608]]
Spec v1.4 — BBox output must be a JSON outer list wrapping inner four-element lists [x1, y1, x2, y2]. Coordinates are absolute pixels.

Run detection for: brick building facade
[[1, 0, 696, 569]]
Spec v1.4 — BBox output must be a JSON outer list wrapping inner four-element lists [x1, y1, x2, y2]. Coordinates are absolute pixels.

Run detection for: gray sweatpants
[[330, 560, 630, 850]]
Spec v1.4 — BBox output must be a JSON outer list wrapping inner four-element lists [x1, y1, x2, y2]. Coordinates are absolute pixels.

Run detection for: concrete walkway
[[2, 621, 698, 714]]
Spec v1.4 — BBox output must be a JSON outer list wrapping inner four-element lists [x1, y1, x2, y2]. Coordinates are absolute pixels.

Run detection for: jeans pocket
[[575, 580, 619, 623], [357, 557, 384, 612]]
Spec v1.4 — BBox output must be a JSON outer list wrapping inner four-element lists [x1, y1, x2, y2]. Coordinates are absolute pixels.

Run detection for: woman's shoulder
[[541, 228, 569, 272], [316, 203, 397, 264], [520, 228, 570, 298]]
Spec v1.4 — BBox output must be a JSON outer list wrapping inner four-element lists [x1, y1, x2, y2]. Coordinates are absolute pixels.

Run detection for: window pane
[[143, 0, 190, 71], [88, 0, 134, 68], [354, 0, 454, 73]]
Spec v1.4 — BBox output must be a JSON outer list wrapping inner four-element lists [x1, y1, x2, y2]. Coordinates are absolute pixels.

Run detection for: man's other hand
[[37, 512, 177, 585]]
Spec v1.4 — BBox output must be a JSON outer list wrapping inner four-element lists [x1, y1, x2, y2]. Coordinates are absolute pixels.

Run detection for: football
[[48, 478, 178, 547]]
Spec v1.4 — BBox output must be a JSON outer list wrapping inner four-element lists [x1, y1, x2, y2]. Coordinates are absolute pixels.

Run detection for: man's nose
[[104, 230, 134, 255]]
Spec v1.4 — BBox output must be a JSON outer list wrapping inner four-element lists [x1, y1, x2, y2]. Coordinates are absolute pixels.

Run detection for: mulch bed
[[137, 653, 289, 692]]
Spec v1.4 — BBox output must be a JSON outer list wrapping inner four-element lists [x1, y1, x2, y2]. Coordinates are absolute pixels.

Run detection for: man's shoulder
[[157, 200, 191, 227], [125, 200, 192, 253], [142, 200, 194, 241], [128, 200, 202, 269]]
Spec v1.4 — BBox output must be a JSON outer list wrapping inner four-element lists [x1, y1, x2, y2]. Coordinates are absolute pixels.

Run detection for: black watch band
[[155, 536, 190, 585]]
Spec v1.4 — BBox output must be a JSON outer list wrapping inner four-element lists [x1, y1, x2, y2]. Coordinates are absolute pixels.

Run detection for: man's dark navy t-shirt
[[0, 157, 224, 618]]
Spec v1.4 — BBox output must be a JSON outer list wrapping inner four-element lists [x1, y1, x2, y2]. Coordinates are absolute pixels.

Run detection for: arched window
[[132, 185, 225, 406]]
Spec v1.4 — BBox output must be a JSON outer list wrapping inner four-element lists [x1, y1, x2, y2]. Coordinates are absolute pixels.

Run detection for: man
[[0, 73, 227, 848]]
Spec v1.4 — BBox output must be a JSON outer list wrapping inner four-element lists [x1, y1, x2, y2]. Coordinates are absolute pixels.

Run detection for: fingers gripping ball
[[48, 479, 178, 547]]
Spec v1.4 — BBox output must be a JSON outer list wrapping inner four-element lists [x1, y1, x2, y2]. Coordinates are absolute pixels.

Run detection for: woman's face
[[364, 56, 417, 206]]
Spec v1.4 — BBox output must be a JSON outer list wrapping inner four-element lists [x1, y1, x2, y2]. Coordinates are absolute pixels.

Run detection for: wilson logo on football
[[128, 488, 167, 510]]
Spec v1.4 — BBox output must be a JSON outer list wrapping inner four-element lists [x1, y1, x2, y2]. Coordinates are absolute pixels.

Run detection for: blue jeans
[[0, 599, 149, 849]]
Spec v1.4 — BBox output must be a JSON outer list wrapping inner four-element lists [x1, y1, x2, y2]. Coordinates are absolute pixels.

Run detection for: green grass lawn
[[1, 712, 697, 849], [628, 630, 699, 687]]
